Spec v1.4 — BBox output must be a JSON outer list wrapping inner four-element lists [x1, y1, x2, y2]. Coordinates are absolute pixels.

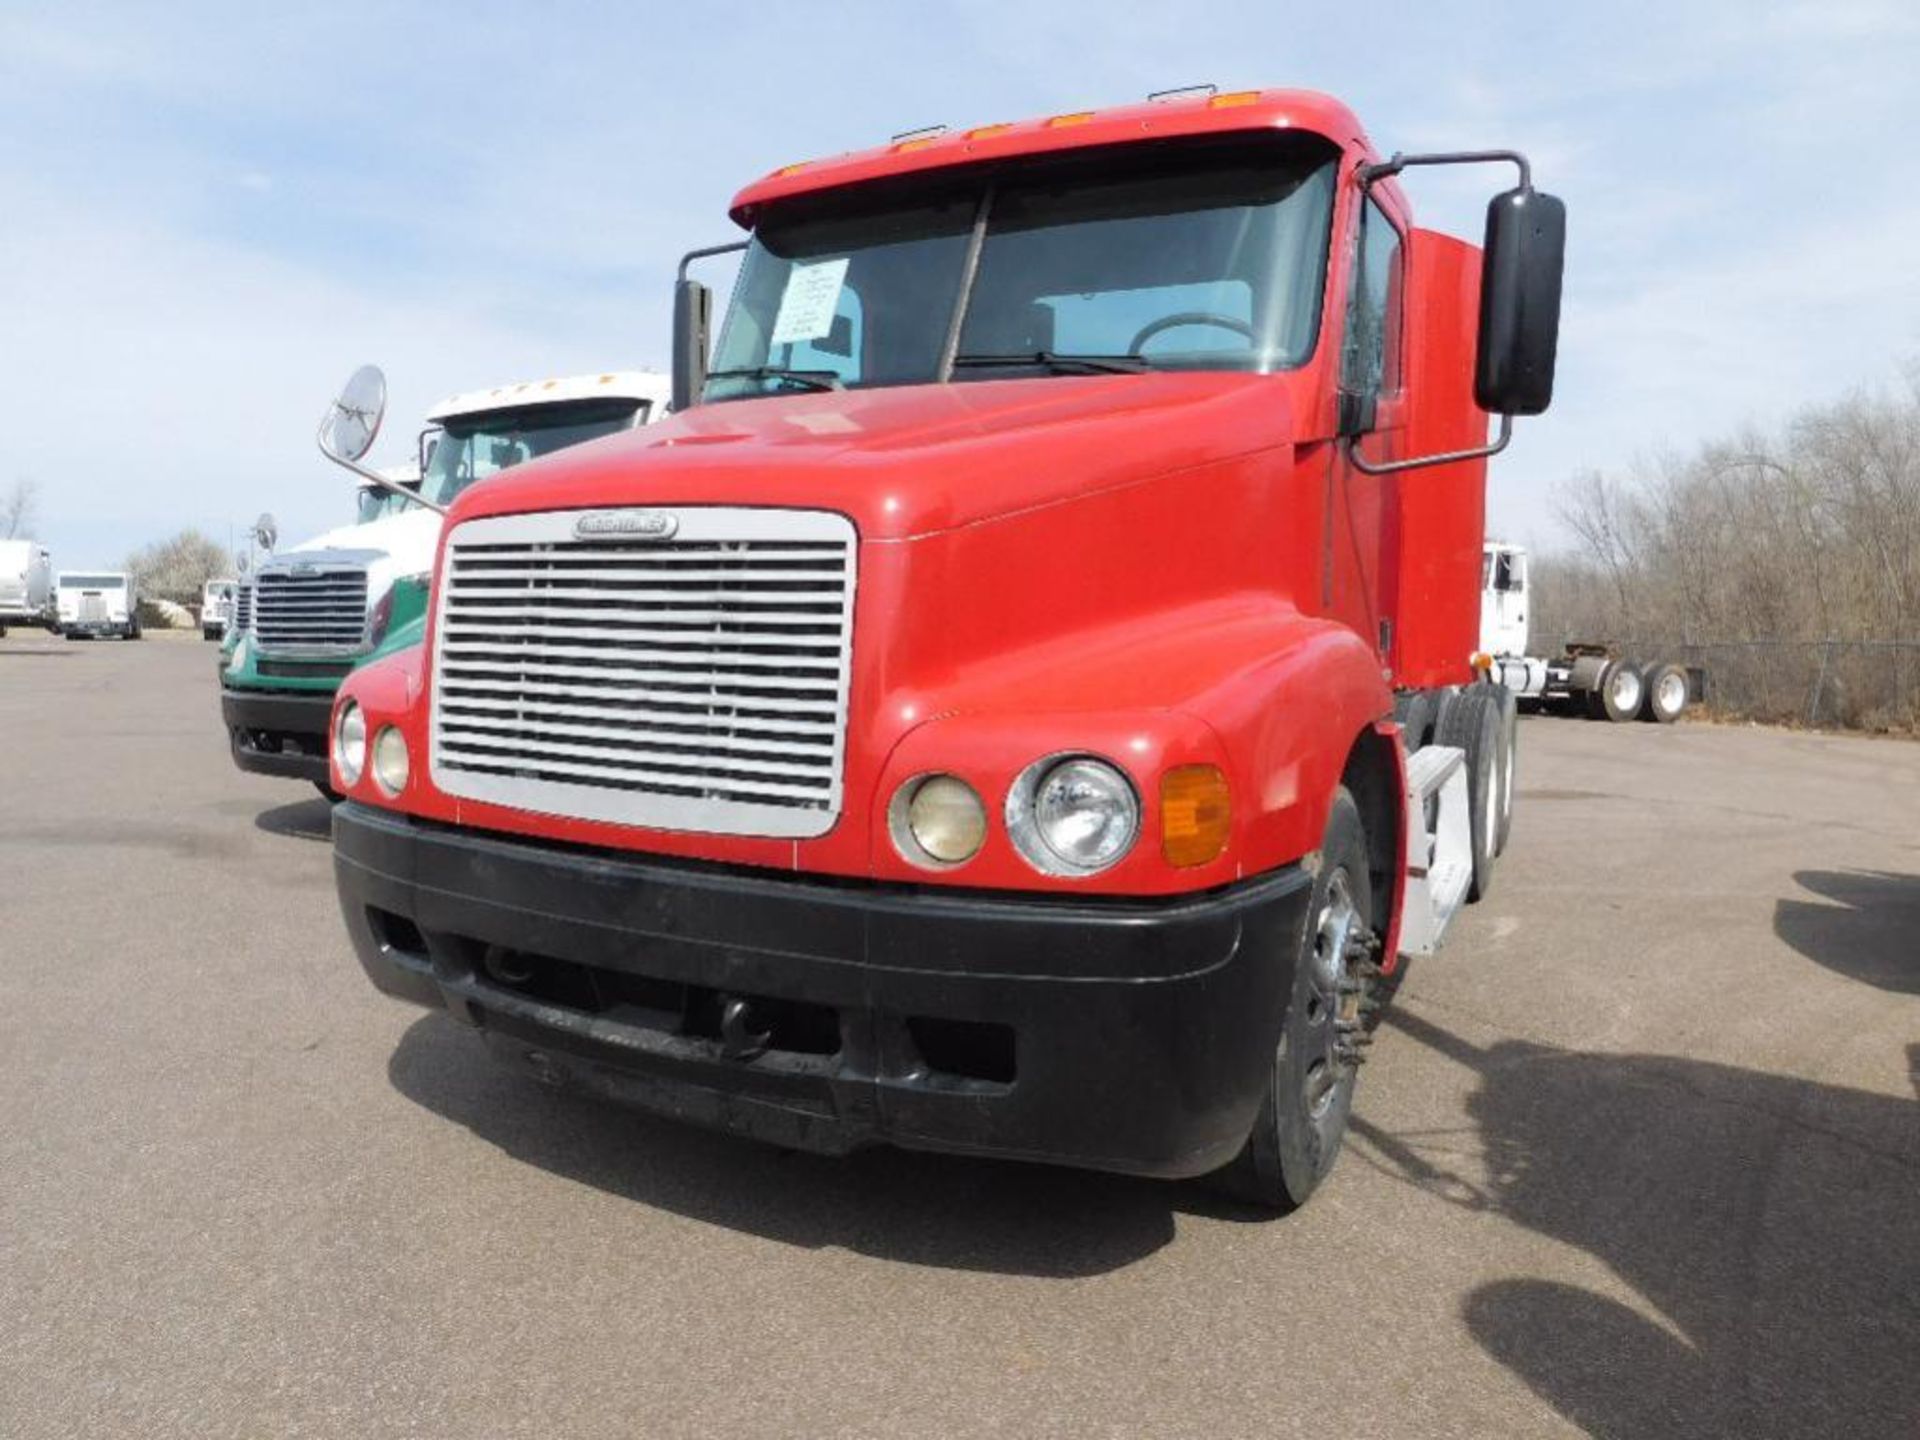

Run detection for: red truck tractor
[[320, 87, 1564, 1210]]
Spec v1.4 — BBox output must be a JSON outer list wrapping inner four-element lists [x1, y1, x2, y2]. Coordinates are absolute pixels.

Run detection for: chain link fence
[[1599, 639, 1920, 732]]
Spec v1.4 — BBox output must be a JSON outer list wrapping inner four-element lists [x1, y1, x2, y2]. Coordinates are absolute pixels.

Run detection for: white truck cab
[[1480, 539, 1697, 724], [56, 570, 140, 640], [201, 578, 237, 641], [0, 539, 53, 636], [240, 372, 671, 665]]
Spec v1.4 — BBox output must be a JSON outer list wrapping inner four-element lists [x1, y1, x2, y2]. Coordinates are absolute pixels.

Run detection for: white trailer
[[1480, 540, 1701, 723], [0, 539, 54, 636]]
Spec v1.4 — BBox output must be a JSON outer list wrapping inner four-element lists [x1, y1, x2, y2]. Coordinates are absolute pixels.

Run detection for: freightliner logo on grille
[[572, 510, 679, 540]]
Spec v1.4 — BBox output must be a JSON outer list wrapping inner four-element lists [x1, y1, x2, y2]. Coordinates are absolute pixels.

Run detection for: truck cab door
[[1323, 191, 1408, 651], [1480, 547, 1528, 657]]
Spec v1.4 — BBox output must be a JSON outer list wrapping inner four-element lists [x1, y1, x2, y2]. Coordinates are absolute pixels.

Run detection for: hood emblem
[[574, 509, 679, 541]]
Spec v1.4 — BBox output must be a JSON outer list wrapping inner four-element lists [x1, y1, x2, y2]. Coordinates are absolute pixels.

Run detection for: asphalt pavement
[[2, 629, 1915, 1438]]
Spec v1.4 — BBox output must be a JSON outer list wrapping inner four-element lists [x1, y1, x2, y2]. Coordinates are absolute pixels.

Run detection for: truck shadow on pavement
[[253, 796, 335, 843], [1351, 1009, 1920, 1439], [1774, 869, 1920, 993], [386, 1013, 1258, 1277]]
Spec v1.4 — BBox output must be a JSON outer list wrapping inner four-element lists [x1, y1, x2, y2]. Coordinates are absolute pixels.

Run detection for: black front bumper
[[222, 687, 333, 783], [333, 803, 1314, 1179]]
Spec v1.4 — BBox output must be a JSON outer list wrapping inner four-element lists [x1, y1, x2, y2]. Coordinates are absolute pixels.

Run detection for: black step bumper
[[332, 803, 1313, 1179], [222, 687, 333, 783]]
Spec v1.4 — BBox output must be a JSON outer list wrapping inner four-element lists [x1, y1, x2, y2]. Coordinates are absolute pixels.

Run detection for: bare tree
[[125, 530, 231, 606], [1533, 373, 1920, 729], [2, 478, 37, 539]]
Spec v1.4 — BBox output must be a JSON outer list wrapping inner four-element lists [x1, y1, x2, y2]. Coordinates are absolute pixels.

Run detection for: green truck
[[221, 371, 671, 795]]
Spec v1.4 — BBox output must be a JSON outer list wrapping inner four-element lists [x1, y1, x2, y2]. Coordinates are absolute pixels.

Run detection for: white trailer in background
[[0, 539, 54, 636], [202, 578, 237, 640], [1480, 540, 1701, 723]]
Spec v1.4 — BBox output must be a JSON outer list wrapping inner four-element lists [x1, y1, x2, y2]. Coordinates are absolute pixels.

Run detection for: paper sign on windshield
[[768, 258, 850, 345]]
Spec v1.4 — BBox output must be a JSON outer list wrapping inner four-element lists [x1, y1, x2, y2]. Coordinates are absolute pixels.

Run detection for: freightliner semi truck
[[319, 87, 1565, 1210], [222, 373, 670, 795], [1480, 539, 1702, 722]]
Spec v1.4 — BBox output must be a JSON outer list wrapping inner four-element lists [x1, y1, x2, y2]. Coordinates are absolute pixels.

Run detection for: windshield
[[707, 133, 1338, 401], [356, 486, 417, 523], [61, 574, 124, 589], [418, 398, 643, 508]]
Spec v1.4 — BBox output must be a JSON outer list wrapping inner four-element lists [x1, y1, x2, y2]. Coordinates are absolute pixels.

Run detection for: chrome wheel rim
[[1610, 668, 1643, 714], [1657, 672, 1686, 714], [1303, 870, 1359, 1120]]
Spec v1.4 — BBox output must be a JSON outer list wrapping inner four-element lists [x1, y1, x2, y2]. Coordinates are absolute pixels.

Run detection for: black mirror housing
[[671, 278, 713, 412], [1476, 187, 1565, 416]]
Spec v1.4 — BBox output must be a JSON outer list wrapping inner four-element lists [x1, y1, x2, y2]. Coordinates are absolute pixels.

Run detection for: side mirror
[[671, 278, 713, 412], [319, 364, 387, 463], [1476, 188, 1566, 417]]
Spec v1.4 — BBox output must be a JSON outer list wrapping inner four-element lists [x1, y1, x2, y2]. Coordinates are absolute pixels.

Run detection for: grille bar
[[253, 567, 368, 652], [431, 508, 857, 839]]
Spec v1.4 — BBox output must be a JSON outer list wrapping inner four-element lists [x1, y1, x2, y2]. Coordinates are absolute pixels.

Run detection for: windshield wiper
[[706, 366, 845, 393], [951, 350, 1153, 376]]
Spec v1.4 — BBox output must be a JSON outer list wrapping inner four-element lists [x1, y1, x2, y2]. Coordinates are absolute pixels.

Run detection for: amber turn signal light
[[1160, 765, 1231, 867]]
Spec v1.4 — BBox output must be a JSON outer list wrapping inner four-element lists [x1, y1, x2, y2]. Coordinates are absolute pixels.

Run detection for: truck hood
[[281, 506, 442, 570], [450, 372, 1301, 540]]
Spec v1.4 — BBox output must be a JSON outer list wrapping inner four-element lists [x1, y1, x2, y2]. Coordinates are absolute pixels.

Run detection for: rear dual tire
[[1584, 659, 1643, 722], [1638, 662, 1689, 723], [1438, 688, 1503, 901]]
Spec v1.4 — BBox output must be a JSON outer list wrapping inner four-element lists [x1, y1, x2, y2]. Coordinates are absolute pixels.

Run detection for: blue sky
[[3, 1, 1917, 569]]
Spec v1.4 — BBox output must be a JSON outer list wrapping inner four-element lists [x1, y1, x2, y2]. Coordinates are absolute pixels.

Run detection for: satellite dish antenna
[[253, 513, 278, 552]]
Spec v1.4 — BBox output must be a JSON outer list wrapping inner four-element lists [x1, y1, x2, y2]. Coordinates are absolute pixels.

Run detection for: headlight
[[1006, 755, 1139, 876], [372, 725, 409, 795], [333, 701, 367, 787], [888, 774, 987, 868]]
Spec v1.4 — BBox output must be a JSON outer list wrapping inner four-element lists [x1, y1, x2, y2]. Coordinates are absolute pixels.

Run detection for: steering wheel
[[1128, 311, 1255, 354]]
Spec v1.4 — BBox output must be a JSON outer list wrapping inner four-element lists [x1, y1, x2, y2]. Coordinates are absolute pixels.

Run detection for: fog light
[[373, 725, 409, 795], [333, 701, 366, 787], [889, 774, 987, 868]]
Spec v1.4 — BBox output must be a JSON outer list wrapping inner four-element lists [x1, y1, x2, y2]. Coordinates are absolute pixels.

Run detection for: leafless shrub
[[1538, 378, 1920, 730]]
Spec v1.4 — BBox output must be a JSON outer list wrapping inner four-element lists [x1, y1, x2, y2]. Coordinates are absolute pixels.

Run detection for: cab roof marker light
[[1209, 90, 1262, 108], [775, 161, 809, 177], [1047, 111, 1095, 128], [965, 123, 1012, 140]]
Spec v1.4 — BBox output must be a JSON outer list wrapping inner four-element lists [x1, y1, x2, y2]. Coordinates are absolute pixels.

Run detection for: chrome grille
[[431, 507, 857, 839], [253, 566, 368, 652], [79, 593, 108, 624], [233, 581, 253, 633]]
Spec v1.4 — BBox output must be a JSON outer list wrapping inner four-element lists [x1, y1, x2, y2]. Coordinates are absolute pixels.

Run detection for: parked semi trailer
[[0, 538, 53, 636], [1480, 540, 1701, 722], [222, 373, 670, 795], [319, 87, 1564, 1210]]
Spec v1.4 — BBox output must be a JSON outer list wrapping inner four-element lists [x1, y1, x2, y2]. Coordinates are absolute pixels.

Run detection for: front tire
[[1212, 788, 1374, 1212]]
